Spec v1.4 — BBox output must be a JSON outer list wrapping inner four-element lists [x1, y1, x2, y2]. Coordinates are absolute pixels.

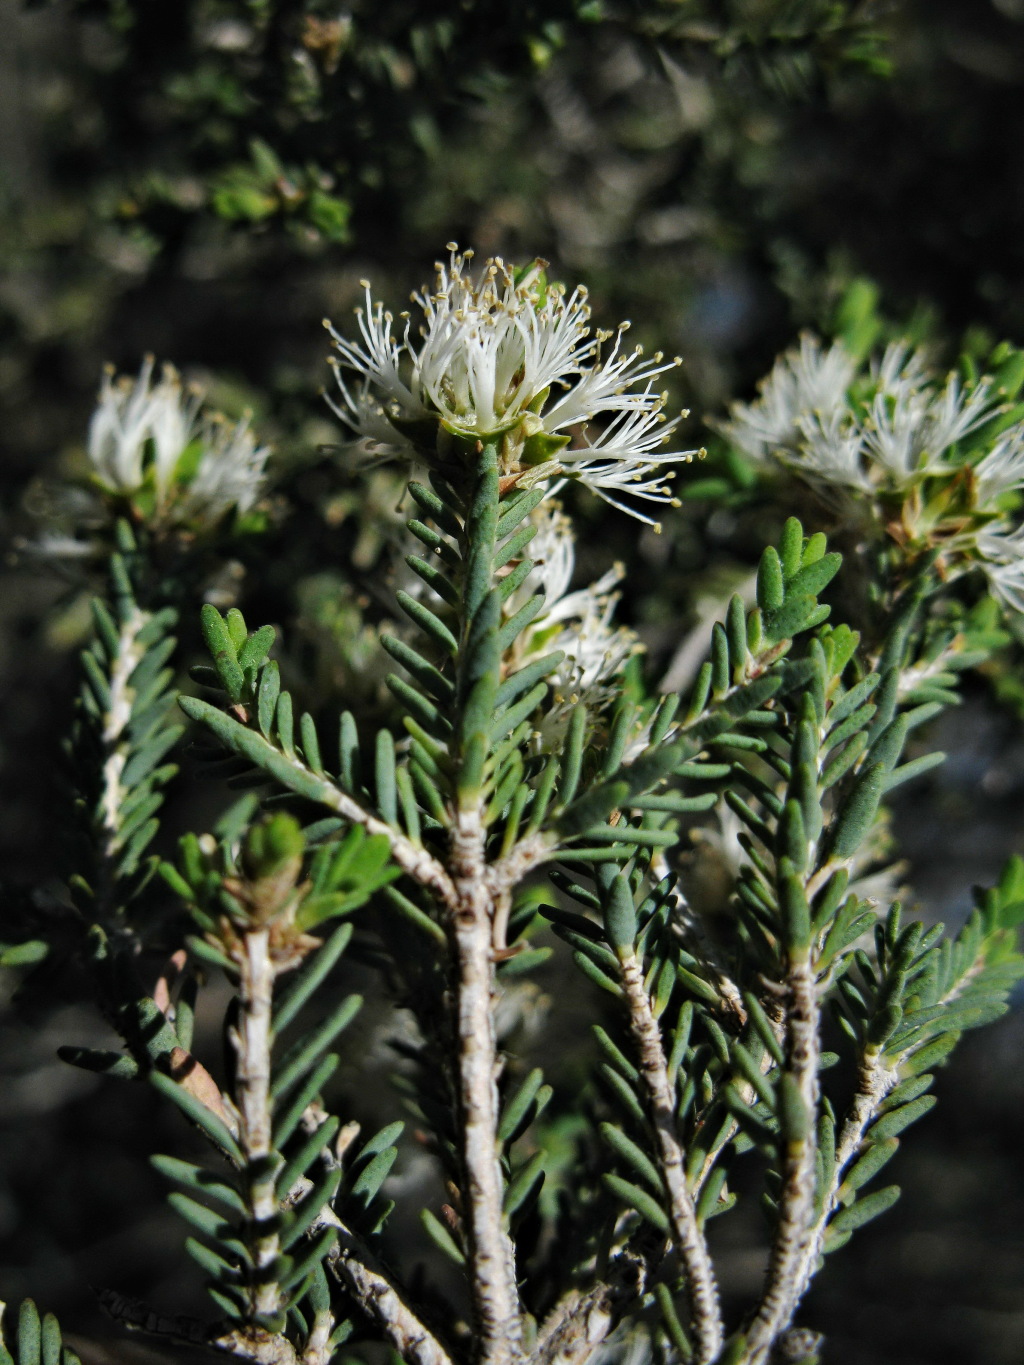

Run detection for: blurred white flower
[[326, 246, 699, 525], [976, 524, 1024, 614], [86, 358, 270, 528], [859, 345, 992, 480], [89, 358, 200, 496], [506, 505, 640, 742], [720, 335, 856, 464], [720, 332, 1024, 613], [974, 430, 1024, 503], [722, 337, 995, 495]]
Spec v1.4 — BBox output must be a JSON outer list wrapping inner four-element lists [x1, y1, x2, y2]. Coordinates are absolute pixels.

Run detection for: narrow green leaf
[[499, 1068, 546, 1145], [281, 1169, 342, 1251], [17, 1301, 41, 1365], [201, 605, 245, 702], [381, 634, 454, 704], [279, 1227, 338, 1293], [420, 1209, 466, 1265], [867, 1094, 936, 1141], [408, 481, 463, 538], [275, 922, 353, 1033], [396, 592, 458, 656], [273, 1056, 340, 1148], [258, 661, 281, 738], [271, 995, 362, 1100], [829, 763, 886, 861], [151, 1154, 246, 1216], [151, 1070, 243, 1164], [238, 625, 276, 673], [654, 1282, 693, 1361], [842, 1137, 899, 1195], [757, 546, 785, 612], [829, 1184, 900, 1235], [502, 1150, 546, 1219], [602, 874, 637, 954], [497, 594, 546, 652], [600, 1123, 662, 1193], [602, 1173, 669, 1231]]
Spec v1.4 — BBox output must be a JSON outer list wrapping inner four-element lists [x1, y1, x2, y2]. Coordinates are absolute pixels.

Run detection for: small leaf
[[602, 1173, 669, 1232]]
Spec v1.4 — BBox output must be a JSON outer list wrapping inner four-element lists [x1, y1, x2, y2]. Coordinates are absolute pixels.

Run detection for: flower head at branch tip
[[87, 357, 271, 530], [720, 331, 1024, 612], [325, 246, 698, 523]]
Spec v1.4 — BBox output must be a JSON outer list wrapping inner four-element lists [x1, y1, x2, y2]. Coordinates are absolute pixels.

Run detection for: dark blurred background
[[2, 2, 1024, 1362]]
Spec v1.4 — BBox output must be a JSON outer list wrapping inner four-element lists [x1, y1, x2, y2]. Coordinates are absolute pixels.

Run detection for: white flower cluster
[[88, 358, 270, 527], [722, 335, 1024, 612], [325, 246, 699, 527], [505, 505, 640, 744]]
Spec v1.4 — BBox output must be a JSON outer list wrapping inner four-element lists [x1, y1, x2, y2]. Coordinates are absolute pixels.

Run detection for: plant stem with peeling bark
[[236, 928, 284, 1323], [744, 953, 820, 1364], [788, 1043, 896, 1311], [327, 1223, 455, 1365], [451, 809, 522, 1365], [618, 950, 724, 1365]]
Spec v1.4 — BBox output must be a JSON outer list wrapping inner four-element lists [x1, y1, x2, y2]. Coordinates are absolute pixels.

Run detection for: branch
[[234, 927, 283, 1321], [618, 952, 724, 1365], [326, 1226, 455, 1365], [98, 599, 148, 864], [789, 1043, 896, 1310], [179, 697, 458, 909], [530, 1252, 649, 1365], [451, 807, 522, 1365], [743, 954, 821, 1365], [95, 1290, 299, 1365]]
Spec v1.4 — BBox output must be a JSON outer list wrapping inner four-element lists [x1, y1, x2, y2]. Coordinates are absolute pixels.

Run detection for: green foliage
[[0, 1301, 80, 1365]]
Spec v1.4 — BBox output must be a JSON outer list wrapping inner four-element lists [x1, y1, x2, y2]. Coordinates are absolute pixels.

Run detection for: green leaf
[[17, 1301, 40, 1365], [866, 1094, 936, 1141], [757, 546, 785, 612], [200, 605, 245, 702], [274, 922, 354, 1032], [842, 1137, 899, 1196], [602, 874, 637, 954], [502, 1150, 546, 1220], [602, 1173, 669, 1232], [273, 1056, 340, 1148], [150, 1154, 246, 1217], [237, 625, 276, 673], [349, 1148, 398, 1210], [828, 1184, 901, 1235], [280, 1168, 342, 1251], [829, 763, 886, 861], [599, 1123, 662, 1193], [151, 1070, 243, 1165], [420, 1209, 466, 1265], [785, 552, 842, 601], [271, 995, 362, 1099], [58, 1046, 139, 1080], [276, 1115, 341, 1201], [279, 1227, 338, 1293], [499, 1068, 546, 1144], [167, 1192, 248, 1259]]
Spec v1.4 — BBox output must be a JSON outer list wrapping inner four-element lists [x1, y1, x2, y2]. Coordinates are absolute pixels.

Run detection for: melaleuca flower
[[976, 525, 1024, 614], [721, 338, 995, 496], [504, 505, 640, 743], [325, 247, 698, 526], [720, 334, 1024, 612], [87, 358, 270, 529], [720, 335, 857, 465]]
